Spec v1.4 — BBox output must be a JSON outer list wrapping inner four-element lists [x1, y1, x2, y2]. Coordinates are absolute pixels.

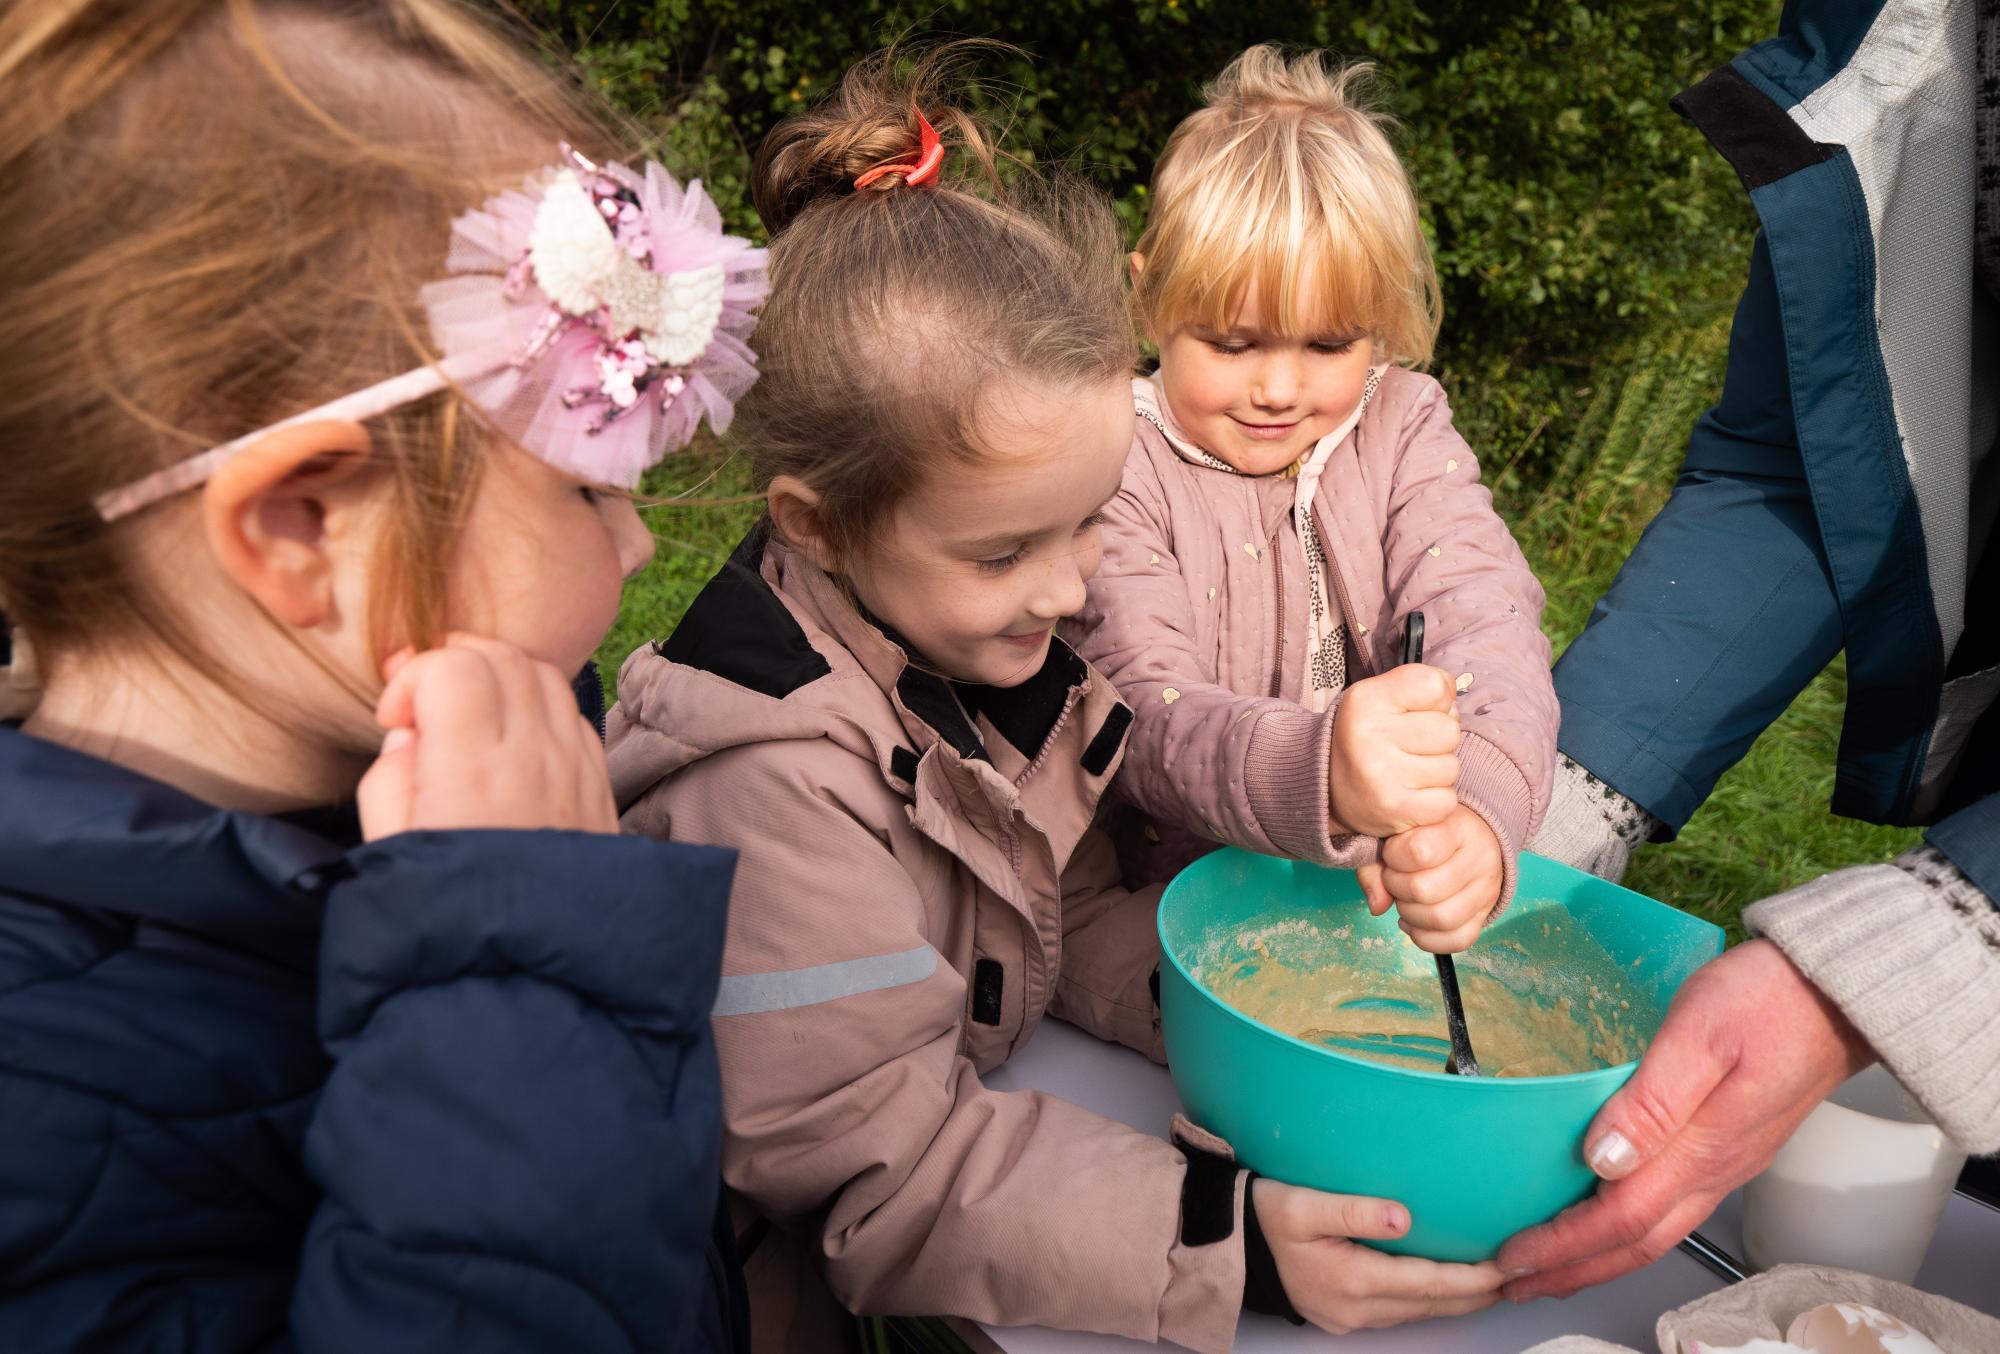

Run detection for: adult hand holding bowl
[[1496, 940, 1874, 1299]]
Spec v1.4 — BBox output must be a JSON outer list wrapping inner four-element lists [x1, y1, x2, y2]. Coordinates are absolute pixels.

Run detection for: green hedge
[[541, 2, 1922, 921], [525, 0, 1773, 364]]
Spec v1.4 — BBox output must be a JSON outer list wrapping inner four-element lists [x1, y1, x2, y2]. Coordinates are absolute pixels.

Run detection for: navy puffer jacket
[[0, 723, 747, 1353]]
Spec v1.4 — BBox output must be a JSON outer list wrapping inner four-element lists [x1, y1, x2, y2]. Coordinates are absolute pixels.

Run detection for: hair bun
[[1208, 43, 1377, 117], [751, 41, 1003, 233]]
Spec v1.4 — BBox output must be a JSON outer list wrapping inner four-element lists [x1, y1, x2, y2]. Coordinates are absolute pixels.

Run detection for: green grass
[[600, 317, 1919, 935], [596, 449, 762, 686]]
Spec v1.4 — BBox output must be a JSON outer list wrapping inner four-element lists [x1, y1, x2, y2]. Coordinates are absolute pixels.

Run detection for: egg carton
[[1522, 1263, 2000, 1354]]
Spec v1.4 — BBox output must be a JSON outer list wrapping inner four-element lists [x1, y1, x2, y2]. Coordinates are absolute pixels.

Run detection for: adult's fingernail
[[1502, 1265, 1536, 1279], [1587, 1130, 1637, 1179], [381, 727, 414, 755]]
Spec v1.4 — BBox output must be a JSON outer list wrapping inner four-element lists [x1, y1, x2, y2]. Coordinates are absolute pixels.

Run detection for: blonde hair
[[746, 43, 1136, 563], [0, 0, 619, 697], [1133, 44, 1441, 367]]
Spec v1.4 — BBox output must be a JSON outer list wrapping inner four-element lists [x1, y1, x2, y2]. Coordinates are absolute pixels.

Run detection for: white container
[[1742, 1064, 1968, 1285]]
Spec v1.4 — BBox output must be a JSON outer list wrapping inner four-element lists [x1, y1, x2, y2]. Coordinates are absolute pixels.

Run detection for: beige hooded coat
[[609, 532, 1251, 1353]]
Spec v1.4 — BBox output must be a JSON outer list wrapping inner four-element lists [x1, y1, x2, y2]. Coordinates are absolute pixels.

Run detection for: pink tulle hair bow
[[96, 145, 769, 522]]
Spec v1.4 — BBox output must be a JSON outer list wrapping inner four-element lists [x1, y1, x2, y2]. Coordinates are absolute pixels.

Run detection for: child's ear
[[201, 420, 378, 630], [767, 475, 840, 574]]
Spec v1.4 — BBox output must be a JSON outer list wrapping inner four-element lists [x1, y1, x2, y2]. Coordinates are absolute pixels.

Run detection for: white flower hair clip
[[96, 145, 769, 522]]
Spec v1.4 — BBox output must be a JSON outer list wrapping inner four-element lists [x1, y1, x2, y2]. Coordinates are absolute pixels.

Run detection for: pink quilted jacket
[[610, 537, 1245, 1353], [1067, 369, 1558, 908]]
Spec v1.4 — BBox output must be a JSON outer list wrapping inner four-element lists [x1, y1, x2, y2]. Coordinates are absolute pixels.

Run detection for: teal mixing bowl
[[1158, 848, 1723, 1262]]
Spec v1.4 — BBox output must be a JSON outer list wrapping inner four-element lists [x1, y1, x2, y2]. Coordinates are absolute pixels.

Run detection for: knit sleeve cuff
[[1453, 732, 1534, 916], [1527, 754, 1661, 884], [1243, 701, 1370, 867], [1744, 847, 2000, 1155]]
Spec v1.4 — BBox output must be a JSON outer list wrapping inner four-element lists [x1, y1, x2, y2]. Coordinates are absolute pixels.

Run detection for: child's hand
[[1251, 1178, 1503, 1333], [1358, 805, 1504, 954], [1327, 664, 1460, 837], [357, 634, 619, 841]]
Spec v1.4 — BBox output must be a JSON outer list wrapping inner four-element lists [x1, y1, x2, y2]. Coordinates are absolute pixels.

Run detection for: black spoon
[[1677, 1230, 1747, 1283], [1400, 612, 1482, 1077]]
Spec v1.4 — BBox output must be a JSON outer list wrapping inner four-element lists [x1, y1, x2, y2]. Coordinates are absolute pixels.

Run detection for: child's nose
[[1030, 552, 1089, 621], [610, 498, 657, 579], [1252, 353, 1302, 410]]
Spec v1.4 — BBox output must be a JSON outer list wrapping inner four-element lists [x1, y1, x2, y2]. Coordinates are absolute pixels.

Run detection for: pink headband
[[96, 145, 769, 522]]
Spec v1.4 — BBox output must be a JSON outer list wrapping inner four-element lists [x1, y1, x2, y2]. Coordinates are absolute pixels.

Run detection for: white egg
[[1786, 1303, 1946, 1354], [1689, 1303, 1946, 1354]]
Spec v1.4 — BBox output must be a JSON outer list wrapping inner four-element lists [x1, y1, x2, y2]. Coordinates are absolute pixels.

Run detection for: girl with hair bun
[[609, 43, 1500, 1352], [0, 2, 763, 1348]]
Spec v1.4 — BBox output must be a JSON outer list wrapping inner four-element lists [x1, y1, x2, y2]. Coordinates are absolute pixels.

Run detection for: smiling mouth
[[1229, 415, 1302, 440], [1000, 630, 1050, 647]]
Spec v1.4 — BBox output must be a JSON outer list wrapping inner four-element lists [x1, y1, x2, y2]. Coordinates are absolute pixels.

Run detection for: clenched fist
[[1358, 805, 1504, 954], [1328, 663, 1460, 838], [357, 634, 619, 841]]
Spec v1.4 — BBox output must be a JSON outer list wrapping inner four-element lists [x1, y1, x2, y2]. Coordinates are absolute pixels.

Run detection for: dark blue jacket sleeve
[[1928, 793, 2000, 909], [293, 829, 738, 1354], [1551, 231, 1846, 831]]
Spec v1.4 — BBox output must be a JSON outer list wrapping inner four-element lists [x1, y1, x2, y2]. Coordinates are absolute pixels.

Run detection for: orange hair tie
[[854, 110, 944, 190]]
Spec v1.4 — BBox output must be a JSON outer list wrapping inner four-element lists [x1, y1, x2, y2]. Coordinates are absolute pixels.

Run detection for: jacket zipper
[[1018, 679, 1087, 784], [1267, 486, 1287, 698], [1315, 500, 1373, 680]]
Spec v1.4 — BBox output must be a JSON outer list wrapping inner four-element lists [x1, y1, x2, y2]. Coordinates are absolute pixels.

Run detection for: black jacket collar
[[664, 528, 1092, 767]]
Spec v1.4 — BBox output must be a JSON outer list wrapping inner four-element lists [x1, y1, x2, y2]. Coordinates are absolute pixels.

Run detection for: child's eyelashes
[[974, 516, 1106, 574], [579, 484, 644, 511], [1197, 335, 1360, 356]]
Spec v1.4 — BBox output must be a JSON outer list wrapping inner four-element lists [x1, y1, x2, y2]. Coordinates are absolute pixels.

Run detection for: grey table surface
[[977, 1019, 1999, 1354]]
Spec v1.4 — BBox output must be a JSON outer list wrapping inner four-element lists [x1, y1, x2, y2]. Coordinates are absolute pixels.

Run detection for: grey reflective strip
[[713, 944, 938, 1017]]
